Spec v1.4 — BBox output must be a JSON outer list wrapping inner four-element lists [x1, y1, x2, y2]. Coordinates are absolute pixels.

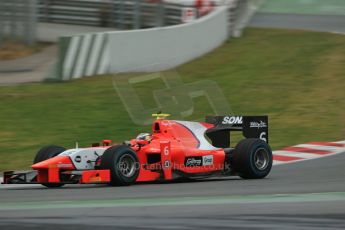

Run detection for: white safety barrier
[[108, 6, 229, 73], [51, 1, 264, 80], [54, 6, 229, 80]]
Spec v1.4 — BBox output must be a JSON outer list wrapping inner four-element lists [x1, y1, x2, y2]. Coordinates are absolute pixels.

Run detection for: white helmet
[[136, 133, 152, 142]]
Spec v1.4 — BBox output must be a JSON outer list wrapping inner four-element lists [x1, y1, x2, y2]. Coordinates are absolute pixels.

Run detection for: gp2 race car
[[2, 115, 272, 188]]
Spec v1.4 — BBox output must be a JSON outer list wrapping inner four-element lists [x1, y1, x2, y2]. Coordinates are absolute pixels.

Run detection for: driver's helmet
[[136, 133, 152, 142]]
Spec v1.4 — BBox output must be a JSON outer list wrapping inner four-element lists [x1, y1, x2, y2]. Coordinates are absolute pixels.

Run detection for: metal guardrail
[[0, 0, 37, 45], [36, 0, 204, 29]]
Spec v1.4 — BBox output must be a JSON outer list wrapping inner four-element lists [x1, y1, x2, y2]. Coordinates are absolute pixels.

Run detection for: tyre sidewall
[[101, 145, 140, 186], [112, 147, 140, 184], [245, 141, 272, 178], [233, 139, 272, 179]]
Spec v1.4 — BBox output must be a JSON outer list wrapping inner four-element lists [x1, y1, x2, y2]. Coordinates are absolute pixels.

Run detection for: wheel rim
[[253, 148, 269, 171], [118, 154, 136, 178]]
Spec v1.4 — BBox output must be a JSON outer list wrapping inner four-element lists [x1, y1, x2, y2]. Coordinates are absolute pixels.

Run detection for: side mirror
[[102, 140, 112, 146]]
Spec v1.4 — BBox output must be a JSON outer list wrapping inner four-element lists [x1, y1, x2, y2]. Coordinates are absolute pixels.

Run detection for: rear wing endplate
[[205, 116, 268, 148]]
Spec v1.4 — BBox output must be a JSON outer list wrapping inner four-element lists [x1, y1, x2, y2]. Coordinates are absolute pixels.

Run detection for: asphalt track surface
[[0, 151, 345, 230], [250, 13, 345, 34]]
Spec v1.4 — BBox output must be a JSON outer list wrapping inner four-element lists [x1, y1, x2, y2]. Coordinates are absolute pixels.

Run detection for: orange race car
[[2, 114, 272, 188]]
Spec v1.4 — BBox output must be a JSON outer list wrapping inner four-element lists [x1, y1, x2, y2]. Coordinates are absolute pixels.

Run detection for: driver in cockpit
[[136, 133, 153, 142]]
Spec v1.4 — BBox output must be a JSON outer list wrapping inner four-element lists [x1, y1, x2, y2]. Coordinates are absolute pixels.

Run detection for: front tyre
[[34, 145, 66, 188], [232, 139, 272, 179], [100, 145, 140, 186], [33, 145, 66, 164]]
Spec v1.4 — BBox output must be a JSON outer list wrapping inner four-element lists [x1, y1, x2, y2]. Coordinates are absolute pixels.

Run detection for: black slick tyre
[[33, 145, 66, 188], [100, 145, 140, 186], [232, 138, 272, 179]]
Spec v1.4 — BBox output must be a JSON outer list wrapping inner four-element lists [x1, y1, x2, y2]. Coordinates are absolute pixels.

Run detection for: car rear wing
[[205, 116, 268, 148]]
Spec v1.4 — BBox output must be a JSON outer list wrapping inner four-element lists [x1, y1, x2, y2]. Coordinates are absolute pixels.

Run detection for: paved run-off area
[[259, 0, 345, 16], [250, 0, 345, 33]]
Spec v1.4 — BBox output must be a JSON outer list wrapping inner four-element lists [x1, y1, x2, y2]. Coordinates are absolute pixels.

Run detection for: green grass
[[0, 28, 345, 171]]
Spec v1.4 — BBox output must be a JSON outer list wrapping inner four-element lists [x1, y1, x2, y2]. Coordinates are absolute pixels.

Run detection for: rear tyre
[[100, 145, 140, 186], [232, 139, 272, 179], [34, 145, 66, 188]]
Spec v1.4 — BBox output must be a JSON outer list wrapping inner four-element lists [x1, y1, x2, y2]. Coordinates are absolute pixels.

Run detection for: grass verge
[[0, 28, 344, 171]]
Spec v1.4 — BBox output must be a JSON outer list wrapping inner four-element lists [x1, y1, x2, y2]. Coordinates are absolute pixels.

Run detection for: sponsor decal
[[250, 121, 267, 129], [185, 155, 214, 167], [89, 176, 102, 182], [164, 160, 170, 168], [222, 116, 243, 125], [202, 155, 213, 166], [74, 155, 82, 163], [57, 163, 73, 168], [185, 156, 202, 167]]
